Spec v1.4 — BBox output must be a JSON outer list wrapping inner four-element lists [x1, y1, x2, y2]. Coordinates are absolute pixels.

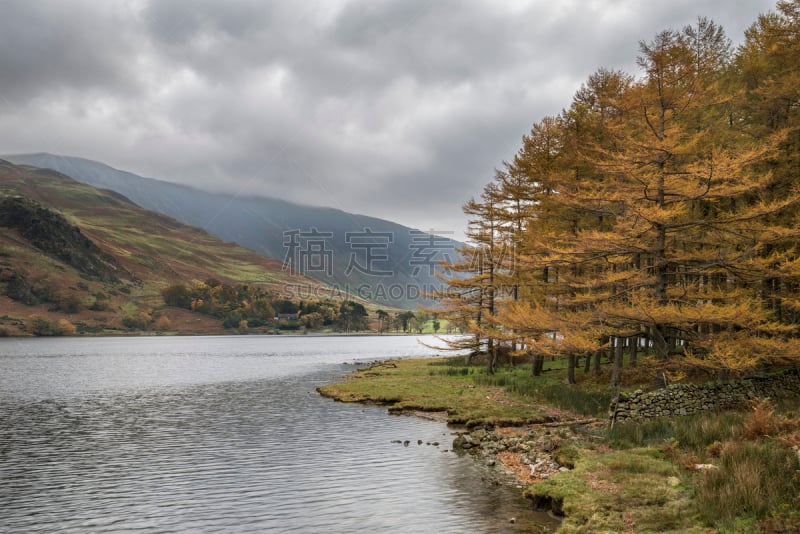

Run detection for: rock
[[529, 459, 547, 477], [693, 463, 718, 471], [539, 438, 557, 452], [471, 429, 488, 442], [452, 434, 474, 450]]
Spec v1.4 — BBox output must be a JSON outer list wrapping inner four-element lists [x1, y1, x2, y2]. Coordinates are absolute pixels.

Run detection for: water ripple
[[0, 336, 557, 533]]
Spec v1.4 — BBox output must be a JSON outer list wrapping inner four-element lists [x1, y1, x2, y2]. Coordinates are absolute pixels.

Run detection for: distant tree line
[[161, 279, 371, 332]]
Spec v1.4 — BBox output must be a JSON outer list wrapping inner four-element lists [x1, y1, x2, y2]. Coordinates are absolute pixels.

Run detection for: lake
[[0, 335, 557, 533]]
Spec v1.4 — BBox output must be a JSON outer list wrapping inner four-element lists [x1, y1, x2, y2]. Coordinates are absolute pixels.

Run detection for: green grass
[[321, 356, 800, 533], [469, 364, 613, 416], [607, 411, 745, 452], [318, 357, 548, 427], [527, 448, 698, 533]]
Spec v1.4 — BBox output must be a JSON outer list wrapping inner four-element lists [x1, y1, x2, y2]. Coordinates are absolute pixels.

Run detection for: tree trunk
[[652, 325, 669, 360], [531, 353, 544, 376], [629, 336, 638, 367], [611, 337, 624, 387], [592, 349, 601, 375], [486, 338, 496, 374], [566, 354, 576, 384]]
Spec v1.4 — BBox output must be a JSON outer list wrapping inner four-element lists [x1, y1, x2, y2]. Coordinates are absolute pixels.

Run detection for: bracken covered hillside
[[0, 160, 337, 335]]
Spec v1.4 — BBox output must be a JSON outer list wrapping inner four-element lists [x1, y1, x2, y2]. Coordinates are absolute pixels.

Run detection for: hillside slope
[[4, 153, 461, 307], [0, 159, 339, 335]]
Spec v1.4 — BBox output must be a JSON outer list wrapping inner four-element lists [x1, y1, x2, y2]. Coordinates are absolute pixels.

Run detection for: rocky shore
[[322, 357, 800, 531], [450, 418, 604, 516]]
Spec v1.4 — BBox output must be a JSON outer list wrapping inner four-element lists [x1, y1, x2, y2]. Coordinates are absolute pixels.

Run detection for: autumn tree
[[449, 6, 800, 383], [517, 21, 800, 375], [496, 115, 576, 376], [429, 182, 509, 371], [732, 0, 800, 343]]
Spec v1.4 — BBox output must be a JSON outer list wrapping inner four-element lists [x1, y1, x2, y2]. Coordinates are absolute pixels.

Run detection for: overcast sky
[[0, 0, 778, 240]]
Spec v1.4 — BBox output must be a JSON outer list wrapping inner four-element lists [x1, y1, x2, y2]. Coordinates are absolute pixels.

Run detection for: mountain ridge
[[0, 159, 348, 335], [4, 152, 460, 307]]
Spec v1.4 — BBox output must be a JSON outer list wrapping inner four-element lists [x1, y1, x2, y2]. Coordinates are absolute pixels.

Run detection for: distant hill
[[4, 153, 460, 308], [0, 159, 340, 335]]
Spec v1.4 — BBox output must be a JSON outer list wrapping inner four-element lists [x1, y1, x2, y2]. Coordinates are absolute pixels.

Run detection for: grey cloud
[[0, 1, 145, 105], [0, 0, 779, 240]]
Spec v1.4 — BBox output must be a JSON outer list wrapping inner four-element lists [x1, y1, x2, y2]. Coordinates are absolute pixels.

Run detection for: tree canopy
[[439, 1, 800, 380]]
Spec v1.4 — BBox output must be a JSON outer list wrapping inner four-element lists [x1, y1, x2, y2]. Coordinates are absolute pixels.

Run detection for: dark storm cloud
[[0, 0, 778, 238]]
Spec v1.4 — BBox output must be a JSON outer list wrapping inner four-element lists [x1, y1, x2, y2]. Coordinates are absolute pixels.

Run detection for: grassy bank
[[319, 356, 800, 533], [317, 356, 611, 427]]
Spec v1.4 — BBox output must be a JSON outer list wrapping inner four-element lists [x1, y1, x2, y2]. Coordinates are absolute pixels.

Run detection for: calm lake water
[[0, 335, 557, 533]]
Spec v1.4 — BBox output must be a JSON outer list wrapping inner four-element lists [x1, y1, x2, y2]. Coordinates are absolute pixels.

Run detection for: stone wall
[[609, 368, 800, 423]]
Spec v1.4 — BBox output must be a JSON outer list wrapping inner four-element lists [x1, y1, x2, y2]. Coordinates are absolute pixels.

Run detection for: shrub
[[88, 300, 109, 311], [222, 315, 242, 329], [52, 294, 82, 314], [28, 315, 60, 336], [58, 319, 77, 335], [161, 284, 193, 309], [695, 440, 800, 525], [741, 398, 797, 440], [153, 316, 172, 331], [5, 273, 38, 304], [32, 282, 59, 303], [122, 313, 151, 330]]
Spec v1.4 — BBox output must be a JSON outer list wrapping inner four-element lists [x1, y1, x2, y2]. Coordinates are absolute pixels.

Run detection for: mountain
[[0, 195, 122, 283], [0, 159, 340, 335], [3, 153, 460, 307]]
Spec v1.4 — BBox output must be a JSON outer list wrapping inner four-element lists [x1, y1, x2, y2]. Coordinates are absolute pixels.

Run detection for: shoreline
[[385, 408, 571, 531], [317, 358, 606, 528], [0, 331, 444, 339], [317, 355, 800, 532]]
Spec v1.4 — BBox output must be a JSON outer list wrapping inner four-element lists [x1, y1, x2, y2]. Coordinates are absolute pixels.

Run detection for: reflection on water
[[0, 336, 558, 533]]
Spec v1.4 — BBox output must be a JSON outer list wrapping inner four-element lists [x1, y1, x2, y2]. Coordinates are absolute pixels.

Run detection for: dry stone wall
[[610, 368, 800, 422]]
